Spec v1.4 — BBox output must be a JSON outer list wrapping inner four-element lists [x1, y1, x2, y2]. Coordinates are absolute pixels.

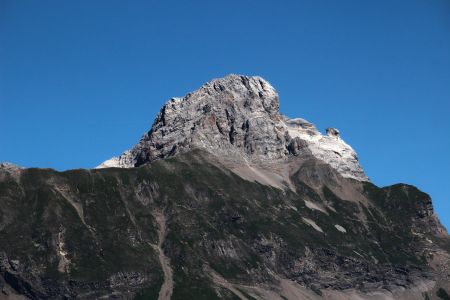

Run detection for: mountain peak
[[97, 75, 368, 182], [200, 74, 279, 113]]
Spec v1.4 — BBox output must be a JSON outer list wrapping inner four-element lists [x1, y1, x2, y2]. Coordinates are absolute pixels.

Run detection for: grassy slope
[[0, 150, 448, 299]]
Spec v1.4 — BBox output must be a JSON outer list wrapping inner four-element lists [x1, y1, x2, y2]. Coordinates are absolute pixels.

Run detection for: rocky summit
[[97, 75, 367, 182], [1, 75, 449, 300]]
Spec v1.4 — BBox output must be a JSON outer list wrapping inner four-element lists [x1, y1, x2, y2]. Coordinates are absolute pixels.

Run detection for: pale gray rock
[[326, 127, 340, 137], [97, 74, 368, 182], [0, 162, 23, 170]]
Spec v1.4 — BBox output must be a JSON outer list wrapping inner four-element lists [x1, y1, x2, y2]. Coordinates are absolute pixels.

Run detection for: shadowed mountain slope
[[0, 151, 449, 299]]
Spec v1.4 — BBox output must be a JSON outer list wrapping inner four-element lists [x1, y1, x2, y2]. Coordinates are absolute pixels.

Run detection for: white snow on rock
[[304, 200, 327, 214], [302, 217, 324, 233], [335, 224, 347, 233]]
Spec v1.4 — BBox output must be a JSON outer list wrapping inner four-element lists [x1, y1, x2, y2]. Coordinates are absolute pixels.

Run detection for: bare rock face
[[98, 74, 368, 181], [0, 162, 23, 180], [0, 162, 23, 171], [326, 127, 340, 137]]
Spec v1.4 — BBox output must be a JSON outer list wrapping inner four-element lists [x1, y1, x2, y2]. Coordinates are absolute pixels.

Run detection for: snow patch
[[302, 217, 323, 233], [304, 200, 327, 213], [334, 224, 347, 233]]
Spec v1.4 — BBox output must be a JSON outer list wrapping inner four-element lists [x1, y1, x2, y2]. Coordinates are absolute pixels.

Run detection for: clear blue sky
[[1, 1, 449, 229]]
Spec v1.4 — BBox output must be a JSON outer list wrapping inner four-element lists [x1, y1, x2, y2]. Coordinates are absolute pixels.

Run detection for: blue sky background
[[1, 0, 449, 229]]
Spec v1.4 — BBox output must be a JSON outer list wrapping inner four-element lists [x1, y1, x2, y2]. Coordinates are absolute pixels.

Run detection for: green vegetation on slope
[[0, 150, 448, 299]]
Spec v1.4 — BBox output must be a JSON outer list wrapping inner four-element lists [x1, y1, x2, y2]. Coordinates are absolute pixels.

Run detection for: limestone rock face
[[0, 162, 22, 170], [0, 162, 23, 179], [98, 74, 368, 181]]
